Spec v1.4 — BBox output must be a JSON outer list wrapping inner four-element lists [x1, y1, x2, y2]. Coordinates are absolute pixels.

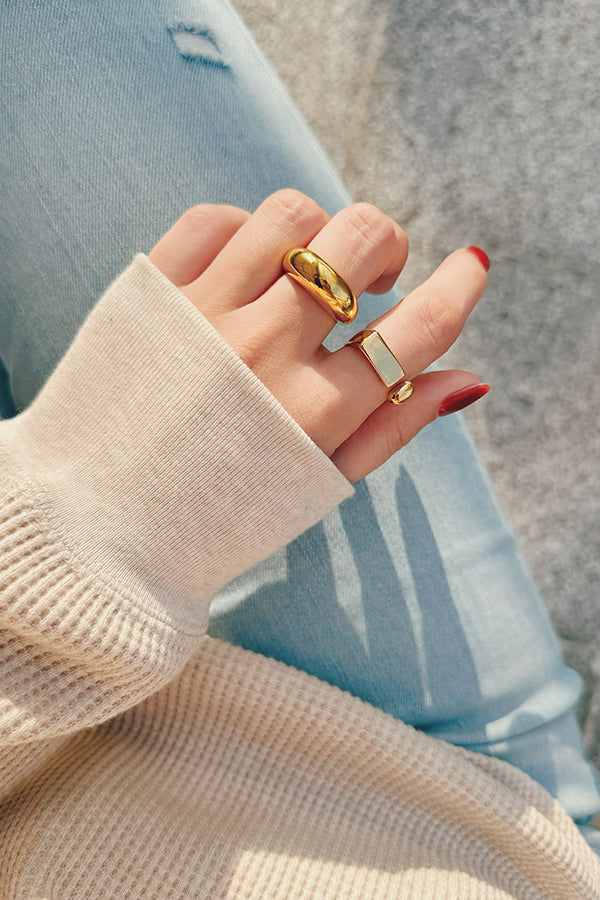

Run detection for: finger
[[148, 204, 250, 286], [308, 202, 408, 299], [253, 202, 409, 344], [331, 371, 489, 482], [321, 247, 489, 422], [184, 189, 330, 310]]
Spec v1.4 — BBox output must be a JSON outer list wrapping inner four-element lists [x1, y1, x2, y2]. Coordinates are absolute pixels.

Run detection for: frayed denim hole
[[167, 24, 228, 67]]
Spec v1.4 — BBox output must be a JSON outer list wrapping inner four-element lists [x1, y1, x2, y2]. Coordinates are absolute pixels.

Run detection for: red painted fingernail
[[466, 246, 490, 271], [438, 383, 490, 417]]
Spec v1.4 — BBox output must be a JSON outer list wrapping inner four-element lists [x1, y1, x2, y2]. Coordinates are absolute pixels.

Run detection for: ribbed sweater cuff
[[1, 255, 353, 626]]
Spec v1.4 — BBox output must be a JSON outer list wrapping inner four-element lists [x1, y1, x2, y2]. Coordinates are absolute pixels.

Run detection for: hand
[[148, 190, 488, 482]]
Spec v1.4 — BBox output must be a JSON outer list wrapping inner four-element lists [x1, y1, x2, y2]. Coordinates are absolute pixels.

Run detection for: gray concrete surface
[[234, 0, 600, 767]]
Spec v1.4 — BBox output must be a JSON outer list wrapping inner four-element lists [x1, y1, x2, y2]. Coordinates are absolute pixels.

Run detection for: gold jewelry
[[346, 329, 414, 404], [282, 248, 358, 323]]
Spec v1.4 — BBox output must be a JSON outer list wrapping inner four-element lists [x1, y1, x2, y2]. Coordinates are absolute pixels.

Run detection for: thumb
[[331, 370, 489, 483]]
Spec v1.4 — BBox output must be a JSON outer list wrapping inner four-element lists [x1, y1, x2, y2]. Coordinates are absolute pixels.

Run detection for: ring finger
[[182, 190, 331, 312], [252, 201, 409, 345], [148, 204, 250, 285]]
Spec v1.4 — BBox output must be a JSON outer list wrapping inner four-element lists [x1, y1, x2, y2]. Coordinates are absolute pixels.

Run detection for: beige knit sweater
[[0, 256, 598, 899]]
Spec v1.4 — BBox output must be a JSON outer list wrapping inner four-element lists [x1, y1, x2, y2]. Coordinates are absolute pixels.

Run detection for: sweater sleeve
[[0, 255, 353, 794]]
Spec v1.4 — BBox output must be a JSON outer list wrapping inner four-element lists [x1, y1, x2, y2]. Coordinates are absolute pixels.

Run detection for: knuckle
[[394, 224, 409, 260], [262, 189, 327, 232], [385, 418, 411, 458], [182, 203, 215, 225], [416, 292, 458, 358], [344, 202, 395, 251], [181, 203, 228, 231]]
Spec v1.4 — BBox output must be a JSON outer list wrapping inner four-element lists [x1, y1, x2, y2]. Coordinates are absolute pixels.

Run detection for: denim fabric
[[1, 0, 599, 842]]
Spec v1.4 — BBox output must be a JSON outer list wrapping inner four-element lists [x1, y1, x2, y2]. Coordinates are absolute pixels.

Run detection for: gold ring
[[282, 248, 358, 323], [346, 329, 414, 404]]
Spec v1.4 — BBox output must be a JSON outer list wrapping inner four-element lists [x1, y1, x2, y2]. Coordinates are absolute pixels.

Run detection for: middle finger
[[252, 201, 409, 347]]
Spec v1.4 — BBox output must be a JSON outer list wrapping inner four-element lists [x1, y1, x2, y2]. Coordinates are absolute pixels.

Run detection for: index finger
[[319, 247, 489, 426]]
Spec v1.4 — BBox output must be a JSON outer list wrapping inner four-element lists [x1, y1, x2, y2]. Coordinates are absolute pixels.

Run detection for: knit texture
[[0, 259, 598, 897]]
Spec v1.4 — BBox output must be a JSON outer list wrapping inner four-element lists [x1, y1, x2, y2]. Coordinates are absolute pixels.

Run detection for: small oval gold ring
[[282, 248, 358, 323], [346, 329, 415, 404]]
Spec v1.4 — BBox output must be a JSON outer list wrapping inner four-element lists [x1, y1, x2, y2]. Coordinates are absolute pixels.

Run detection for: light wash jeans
[[1, 0, 599, 851]]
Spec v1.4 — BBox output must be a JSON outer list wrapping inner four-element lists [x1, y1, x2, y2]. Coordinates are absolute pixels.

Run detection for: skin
[[148, 189, 488, 483]]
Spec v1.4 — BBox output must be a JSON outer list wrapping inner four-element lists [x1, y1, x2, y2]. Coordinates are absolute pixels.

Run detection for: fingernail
[[438, 383, 490, 417], [466, 246, 490, 271]]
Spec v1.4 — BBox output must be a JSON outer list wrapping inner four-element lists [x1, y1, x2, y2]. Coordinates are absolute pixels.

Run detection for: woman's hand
[[148, 190, 488, 483]]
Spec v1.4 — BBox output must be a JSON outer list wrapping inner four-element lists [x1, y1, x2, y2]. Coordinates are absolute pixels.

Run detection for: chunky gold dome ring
[[346, 329, 415, 404], [282, 248, 358, 323]]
